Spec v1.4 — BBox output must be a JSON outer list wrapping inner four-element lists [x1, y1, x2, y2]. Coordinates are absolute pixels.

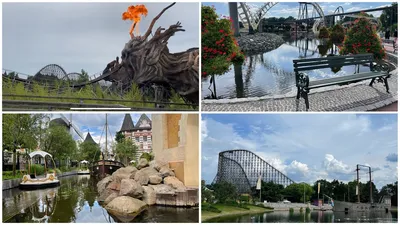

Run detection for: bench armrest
[[372, 62, 390, 73], [296, 73, 309, 90]]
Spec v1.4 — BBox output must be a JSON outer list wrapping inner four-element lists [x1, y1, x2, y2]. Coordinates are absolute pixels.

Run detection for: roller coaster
[[213, 149, 294, 194]]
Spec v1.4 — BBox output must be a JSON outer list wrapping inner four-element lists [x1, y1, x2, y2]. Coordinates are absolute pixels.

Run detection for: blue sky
[[49, 113, 149, 150], [203, 2, 392, 19], [201, 114, 398, 189]]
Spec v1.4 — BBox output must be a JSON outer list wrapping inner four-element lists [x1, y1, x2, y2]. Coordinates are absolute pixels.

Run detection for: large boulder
[[104, 192, 119, 205], [149, 175, 163, 185], [107, 181, 121, 191], [137, 158, 149, 170], [112, 166, 137, 182], [142, 186, 156, 205], [140, 167, 159, 176], [98, 188, 119, 202], [97, 176, 114, 194], [149, 184, 175, 194], [105, 196, 147, 218], [119, 179, 144, 198], [159, 166, 175, 178], [149, 160, 162, 171], [134, 170, 150, 186], [164, 176, 186, 191]]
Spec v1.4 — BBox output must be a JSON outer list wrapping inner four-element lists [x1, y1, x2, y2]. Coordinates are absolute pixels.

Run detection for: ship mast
[[356, 164, 373, 204]]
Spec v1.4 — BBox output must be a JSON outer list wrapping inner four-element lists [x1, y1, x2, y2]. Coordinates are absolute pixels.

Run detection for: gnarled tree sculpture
[[119, 2, 199, 104]]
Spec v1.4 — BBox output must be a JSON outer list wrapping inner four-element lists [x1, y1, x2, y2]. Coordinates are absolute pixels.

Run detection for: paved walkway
[[202, 68, 398, 112]]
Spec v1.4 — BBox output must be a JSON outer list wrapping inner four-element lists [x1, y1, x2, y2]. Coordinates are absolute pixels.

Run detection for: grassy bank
[[202, 204, 273, 222]]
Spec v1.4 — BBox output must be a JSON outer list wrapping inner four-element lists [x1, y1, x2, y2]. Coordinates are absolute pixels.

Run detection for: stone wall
[[155, 188, 198, 207]]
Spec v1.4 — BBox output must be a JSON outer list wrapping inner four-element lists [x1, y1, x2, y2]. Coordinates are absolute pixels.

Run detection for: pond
[[201, 36, 372, 99], [3, 175, 198, 223], [205, 210, 398, 223]]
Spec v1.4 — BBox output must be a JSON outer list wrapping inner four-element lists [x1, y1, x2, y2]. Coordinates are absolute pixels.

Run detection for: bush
[[48, 168, 62, 175], [330, 24, 345, 44], [225, 200, 250, 210], [201, 5, 245, 76], [306, 207, 311, 213], [339, 17, 385, 60], [29, 164, 45, 176], [202, 203, 222, 213], [289, 208, 294, 213], [240, 195, 250, 203], [300, 207, 304, 212], [2, 171, 23, 180], [140, 152, 154, 162], [318, 27, 330, 39], [256, 203, 274, 210]]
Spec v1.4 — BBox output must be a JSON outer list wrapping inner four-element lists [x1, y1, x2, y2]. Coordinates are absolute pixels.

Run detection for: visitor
[[385, 29, 390, 40], [394, 28, 398, 42]]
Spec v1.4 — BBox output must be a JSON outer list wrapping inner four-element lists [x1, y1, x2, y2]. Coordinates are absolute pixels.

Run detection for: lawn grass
[[201, 204, 273, 222]]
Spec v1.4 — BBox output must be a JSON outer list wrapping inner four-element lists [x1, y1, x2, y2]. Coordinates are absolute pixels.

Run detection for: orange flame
[[122, 4, 148, 38]]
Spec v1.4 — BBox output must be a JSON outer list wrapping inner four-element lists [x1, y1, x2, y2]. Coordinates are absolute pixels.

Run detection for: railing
[[91, 160, 125, 168]]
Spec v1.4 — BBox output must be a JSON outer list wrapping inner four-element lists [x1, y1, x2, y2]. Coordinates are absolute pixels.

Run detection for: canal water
[[201, 36, 372, 99], [205, 210, 398, 223], [3, 175, 198, 223]]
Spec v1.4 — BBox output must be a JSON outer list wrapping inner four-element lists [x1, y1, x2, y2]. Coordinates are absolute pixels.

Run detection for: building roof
[[120, 114, 135, 132], [120, 114, 151, 132], [133, 114, 152, 131], [84, 132, 97, 145]]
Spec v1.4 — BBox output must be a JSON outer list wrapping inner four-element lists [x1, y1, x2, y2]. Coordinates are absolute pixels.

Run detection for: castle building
[[119, 114, 152, 160]]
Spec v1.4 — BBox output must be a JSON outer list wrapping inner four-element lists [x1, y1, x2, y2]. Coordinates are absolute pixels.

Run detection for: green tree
[[210, 181, 238, 203], [340, 17, 385, 60], [379, 3, 398, 32], [201, 180, 214, 203], [3, 114, 48, 176], [41, 125, 78, 166], [77, 69, 90, 83], [379, 181, 398, 206], [284, 183, 313, 203], [201, 5, 244, 77], [252, 181, 284, 202], [115, 131, 125, 143], [115, 138, 137, 165], [79, 141, 100, 163]]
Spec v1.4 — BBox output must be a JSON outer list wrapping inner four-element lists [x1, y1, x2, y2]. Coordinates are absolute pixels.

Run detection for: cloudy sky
[[204, 2, 392, 20], [49, 113, 149, 151], [202, 114, 398, 190], [2, 2, 199, 75]]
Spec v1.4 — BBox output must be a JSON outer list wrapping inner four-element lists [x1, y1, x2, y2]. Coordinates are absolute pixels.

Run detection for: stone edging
[[2, 171, 78, 190]]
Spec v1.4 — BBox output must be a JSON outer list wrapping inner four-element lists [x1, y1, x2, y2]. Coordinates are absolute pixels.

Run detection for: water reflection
[[202, 37, 368, 99], [205, 210, 397, 223], [3, 175, 198, 223]]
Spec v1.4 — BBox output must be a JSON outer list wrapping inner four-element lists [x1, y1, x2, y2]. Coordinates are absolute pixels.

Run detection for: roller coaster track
[[238, 2, 325, 32]]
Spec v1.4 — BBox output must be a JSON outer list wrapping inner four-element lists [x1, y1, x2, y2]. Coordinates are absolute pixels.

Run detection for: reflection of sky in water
[[75, 200, 114, 223], [202, 38, 371, 99]]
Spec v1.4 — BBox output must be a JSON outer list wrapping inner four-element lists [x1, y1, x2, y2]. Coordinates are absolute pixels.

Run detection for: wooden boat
[[20, 150, 60, 190], [89, 114, 124, 178], [77, 160, 90, 175]]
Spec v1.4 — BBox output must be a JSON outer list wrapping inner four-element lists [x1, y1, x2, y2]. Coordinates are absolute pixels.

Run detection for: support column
[[229, 2, 240, 37]]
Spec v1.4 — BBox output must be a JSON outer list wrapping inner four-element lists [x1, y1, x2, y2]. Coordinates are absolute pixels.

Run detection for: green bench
[[293, 53, 391, 110]]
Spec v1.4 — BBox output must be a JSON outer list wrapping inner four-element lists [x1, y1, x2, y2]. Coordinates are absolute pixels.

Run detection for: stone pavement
[[202, 68, 398, 112]]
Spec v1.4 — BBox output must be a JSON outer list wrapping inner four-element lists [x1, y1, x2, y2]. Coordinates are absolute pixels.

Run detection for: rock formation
[[96, 158, 197, 221]]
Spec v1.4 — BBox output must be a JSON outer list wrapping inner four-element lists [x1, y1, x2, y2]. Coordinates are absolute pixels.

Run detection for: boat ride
[[19, 150, 60, 190], [77, 160, 90, 175]]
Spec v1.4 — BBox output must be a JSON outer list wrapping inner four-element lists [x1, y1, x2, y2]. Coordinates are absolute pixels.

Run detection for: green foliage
[[210, 181, 238, 203], [330, 24, 345, 44], [318, 45, 329, 56], [115, 138, 138, 166], [201, 203, 222, 213], [379, 3, 398, 32], [255, 203, 274, 210], [225, 200, 250, 210], [140, 152, 154, 162], [252, 181, 284, 202], [202, 180, 214, 203], [300, 207, 303, 212], [115, 131, 125, 143], [289, 208, 294, 213], [201, 5, 244, 76], [283, 183, 313, 203], [318, 27, 330, 39], [29, 164, 45, 175], [2, 171, 23, 180], [41, 124, 78, 162], [79, 141, 101, 163], [240, 195, 250, 203], [306, 207, 311, 213], [48, 168, 62, 175], [379, 181, 398, 206], [339, 17, 385, 60], [2, 79, 195, 110]]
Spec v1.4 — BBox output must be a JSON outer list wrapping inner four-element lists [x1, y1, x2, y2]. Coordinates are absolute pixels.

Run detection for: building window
[[143, 136, 147, 141], [135, 137, 139, 142]]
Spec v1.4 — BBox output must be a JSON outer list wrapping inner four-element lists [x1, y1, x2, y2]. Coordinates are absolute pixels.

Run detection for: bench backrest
[[293, 53, 374, 73]]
